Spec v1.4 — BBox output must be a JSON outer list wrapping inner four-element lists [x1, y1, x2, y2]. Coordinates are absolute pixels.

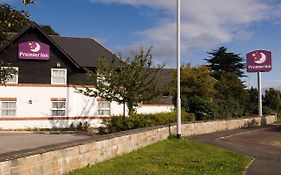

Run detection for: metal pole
[[258, 72, 262, 116], [176, 0, 181, 138]]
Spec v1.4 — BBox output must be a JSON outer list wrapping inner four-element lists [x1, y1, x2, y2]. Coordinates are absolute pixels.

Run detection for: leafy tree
[[78, 49, 163, 115], [205, 46, 245, 79], [244, 87, 258, 115], [0, 3, 30, 44], [263, 88, 281, 112], [174, 65, 217, 120], [213, 72, 247, 117], [41, 25, 59, 36], [205, 46, 249, 117], [0, 60, 18, 83], [23, 0, 34, 5], [0, 3, 59, 44], [213, 72, 246, 100], [180, 64, 216, 100]]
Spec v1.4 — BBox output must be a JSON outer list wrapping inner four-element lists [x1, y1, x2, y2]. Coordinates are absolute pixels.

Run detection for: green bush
[[214, 98, 243, 119], [182, 96, 219, 120], [69, 121, 90, 131], [99, 111, 195, 133]]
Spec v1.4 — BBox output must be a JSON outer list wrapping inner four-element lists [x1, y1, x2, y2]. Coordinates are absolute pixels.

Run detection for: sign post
[[257, 72, 262, 116], [246, 50, 272, 117]]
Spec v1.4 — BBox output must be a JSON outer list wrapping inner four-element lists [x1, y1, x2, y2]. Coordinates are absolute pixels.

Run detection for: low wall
[[0, 115, 276, 175]]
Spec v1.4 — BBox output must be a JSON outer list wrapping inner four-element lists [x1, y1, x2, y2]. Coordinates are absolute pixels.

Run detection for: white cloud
[[90, 0, 281, 66]]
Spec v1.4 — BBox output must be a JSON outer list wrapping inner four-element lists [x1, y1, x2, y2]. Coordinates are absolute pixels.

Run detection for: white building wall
[[137, 104, 174, 114], [0, 85, 174, 129], [0, 119, 104, 129]]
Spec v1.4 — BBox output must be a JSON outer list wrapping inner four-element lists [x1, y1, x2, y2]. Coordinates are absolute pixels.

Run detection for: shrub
[[214, 98, 243, 119], [182, 96, 219, 120], [99, 111, 195, 133], [69, 121, 90, 131]]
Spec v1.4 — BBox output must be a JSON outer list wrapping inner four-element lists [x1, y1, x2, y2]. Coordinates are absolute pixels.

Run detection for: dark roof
[[144, 96, 173, 104], [156, 68, 175, 88], [0, 22, 124, 69], [50, 36, 123, 68], [0, 22, 81, 69]]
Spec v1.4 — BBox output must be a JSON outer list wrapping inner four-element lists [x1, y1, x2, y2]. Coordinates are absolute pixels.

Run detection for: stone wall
[[0, 115, 276, 175]]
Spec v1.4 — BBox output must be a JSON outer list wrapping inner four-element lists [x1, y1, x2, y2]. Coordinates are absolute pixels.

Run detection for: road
[[190, 125, 281, 175]]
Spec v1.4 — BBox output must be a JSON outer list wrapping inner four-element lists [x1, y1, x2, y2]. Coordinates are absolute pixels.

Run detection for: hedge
[[99, 111, 195, 133]]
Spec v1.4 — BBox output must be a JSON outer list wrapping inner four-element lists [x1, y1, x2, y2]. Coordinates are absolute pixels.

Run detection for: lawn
[[67, 138, 251, 175]]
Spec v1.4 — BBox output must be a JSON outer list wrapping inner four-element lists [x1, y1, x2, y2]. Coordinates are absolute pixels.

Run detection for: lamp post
[[176, 0, 181, 138]]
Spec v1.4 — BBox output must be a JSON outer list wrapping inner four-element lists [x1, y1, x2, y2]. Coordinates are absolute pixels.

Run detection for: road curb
[[244, 157, 255, 175]]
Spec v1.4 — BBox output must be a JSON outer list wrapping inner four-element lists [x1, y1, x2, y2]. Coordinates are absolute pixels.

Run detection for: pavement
[[190, 125, 281, 175], [0, 131, 98, 161]]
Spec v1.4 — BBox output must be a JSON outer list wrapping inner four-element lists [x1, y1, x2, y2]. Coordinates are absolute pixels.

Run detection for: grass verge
[[67, 138, 251, 175]]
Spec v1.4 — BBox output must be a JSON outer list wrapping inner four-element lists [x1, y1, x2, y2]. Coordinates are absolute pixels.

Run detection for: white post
[[176, 0, 181, 138], [258, 72, 262, 116]]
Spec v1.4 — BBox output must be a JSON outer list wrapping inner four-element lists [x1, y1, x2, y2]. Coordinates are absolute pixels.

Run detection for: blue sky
[[3, 0, 281, 89]]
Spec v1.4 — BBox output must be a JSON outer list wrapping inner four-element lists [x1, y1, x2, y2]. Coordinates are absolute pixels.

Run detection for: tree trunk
[[123, 103, 126, 117], [127, 102, 135, 116]]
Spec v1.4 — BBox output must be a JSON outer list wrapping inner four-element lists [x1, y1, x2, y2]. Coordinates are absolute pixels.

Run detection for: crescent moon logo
[[29, 42, 41, 53], [253, 52, 266, 64]]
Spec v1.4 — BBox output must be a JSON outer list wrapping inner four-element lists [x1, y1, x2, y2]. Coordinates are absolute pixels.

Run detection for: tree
[[245, 87, 258, 115], [205, 46, 245, 79], [23, 0, 34, 5], [263, 88, 281, 112], [78, 49, 163, 115], [175, 65, 218, 120], [0, 60, 18, 83], [180, 64, 216, 100], [0, 3, 59, 44], [0, 4, 30, 44], [205, 47, 249, 117], [41, 25, 59, 36], [212, 72, 247, 117]]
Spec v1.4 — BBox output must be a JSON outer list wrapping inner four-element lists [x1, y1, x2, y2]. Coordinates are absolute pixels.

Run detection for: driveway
[[190, 125, 281, 175]]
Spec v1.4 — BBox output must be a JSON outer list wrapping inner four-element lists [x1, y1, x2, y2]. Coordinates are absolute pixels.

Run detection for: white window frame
[[1, 101, 16, 117], [1, 67, 18, 84], [51, 68, 67, 85], [51, 101, 66, 116], [97, 100, 111, 116]]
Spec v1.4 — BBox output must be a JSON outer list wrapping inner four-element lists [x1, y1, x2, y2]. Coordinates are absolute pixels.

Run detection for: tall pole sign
[[246, 50, 272, 117]]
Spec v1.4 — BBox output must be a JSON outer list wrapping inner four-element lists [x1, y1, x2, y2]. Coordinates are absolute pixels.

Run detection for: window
[[1, 101, 16, 116], [51, 68, 67, 84], [51, 101, 66, 116], [1, 67, 18, 84], [98, 100, 111, 116]]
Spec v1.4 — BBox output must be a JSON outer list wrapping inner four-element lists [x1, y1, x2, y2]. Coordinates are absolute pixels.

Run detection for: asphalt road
[[190, 125, 281, 175]]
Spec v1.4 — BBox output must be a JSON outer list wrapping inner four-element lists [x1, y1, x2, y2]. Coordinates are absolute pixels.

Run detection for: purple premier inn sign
[[246, 50, 272, 72], [18, 41, 50, 60]]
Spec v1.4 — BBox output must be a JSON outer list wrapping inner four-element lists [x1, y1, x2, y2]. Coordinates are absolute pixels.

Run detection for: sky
[[2, 0, 281, 89]]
